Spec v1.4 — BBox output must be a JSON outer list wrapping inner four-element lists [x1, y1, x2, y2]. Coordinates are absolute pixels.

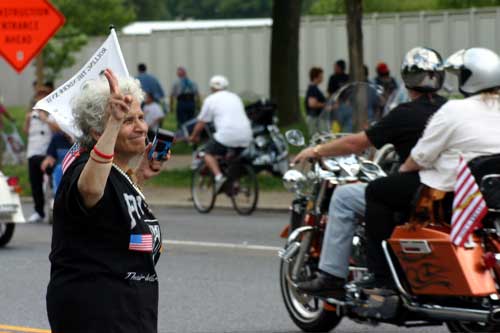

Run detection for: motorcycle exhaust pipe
[[405, 303, 491, 323]]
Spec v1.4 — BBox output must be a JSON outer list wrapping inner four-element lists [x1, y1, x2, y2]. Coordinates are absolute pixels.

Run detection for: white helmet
[[444, 47, 500, 95], [209, 75, 229, 90], [400, 47, 444, 92]]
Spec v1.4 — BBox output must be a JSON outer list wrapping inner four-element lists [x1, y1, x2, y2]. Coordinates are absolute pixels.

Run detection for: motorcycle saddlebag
[[388, 226, 497, 296]]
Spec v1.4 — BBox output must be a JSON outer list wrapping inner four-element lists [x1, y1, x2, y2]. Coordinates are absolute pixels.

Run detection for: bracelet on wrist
[[90, 152, 113, 164], [92, 146, 114, 159]]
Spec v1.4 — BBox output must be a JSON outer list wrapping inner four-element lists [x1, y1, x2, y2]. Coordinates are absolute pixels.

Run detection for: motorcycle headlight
[[254, 135, 268, 148], [282, 170, 307, 193]]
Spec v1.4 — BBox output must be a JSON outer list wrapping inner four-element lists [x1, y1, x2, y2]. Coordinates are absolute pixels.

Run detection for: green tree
[[39, 0, 136, 83], [164, 0, 273, 19], [127, 0, 171, 20], [270, 0, 303, 126], [309, 0, 500, 15]]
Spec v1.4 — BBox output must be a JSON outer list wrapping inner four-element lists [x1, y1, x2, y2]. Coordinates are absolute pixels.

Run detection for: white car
[[0, 170, 25, 246]]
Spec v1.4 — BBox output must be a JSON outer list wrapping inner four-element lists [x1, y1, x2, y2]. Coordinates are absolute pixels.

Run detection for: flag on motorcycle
[[450, 156, 488, 247], [33, 28, 129, 138]]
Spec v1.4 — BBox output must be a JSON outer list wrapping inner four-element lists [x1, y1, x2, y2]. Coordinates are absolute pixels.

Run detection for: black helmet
[[401, 47, 445, 92]]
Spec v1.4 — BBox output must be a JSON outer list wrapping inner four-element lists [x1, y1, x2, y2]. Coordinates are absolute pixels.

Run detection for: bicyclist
[[189, 75, 252, 192]]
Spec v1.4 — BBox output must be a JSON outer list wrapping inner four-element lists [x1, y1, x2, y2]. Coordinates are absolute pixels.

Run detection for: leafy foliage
[[309, 0, 500, 15], [40, 0, 136, 81], [162, 0, 273, 19], [126, 0, 172, 20]]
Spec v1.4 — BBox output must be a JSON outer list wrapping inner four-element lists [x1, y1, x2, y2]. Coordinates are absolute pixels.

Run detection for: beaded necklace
[[112, 163, 146, 202]]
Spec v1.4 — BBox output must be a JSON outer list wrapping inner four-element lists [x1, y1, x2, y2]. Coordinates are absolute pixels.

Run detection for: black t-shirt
[[47, 153, 162, 333], [365, 94, 447, 162], [305, 84, 326, 117], [327, 73, 349, 96]]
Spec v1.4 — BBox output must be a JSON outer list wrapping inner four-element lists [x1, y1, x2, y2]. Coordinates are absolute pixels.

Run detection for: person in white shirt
[[189, 75, 252, 191], [142, 93, 164, 133], [24, 83, 58, 222], [363, 47, 500, 288]]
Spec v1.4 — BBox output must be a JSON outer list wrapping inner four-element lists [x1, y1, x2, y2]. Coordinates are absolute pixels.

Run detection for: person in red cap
[[374, 62, 398, 111], [170, 66, 200, 130]]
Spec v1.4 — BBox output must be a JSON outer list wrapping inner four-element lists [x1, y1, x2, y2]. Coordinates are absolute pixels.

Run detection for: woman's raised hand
[[104, 68, 132, 122]]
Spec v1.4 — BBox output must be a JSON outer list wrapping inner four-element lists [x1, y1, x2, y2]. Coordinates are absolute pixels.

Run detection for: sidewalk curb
[[20, 196, 290, 213]]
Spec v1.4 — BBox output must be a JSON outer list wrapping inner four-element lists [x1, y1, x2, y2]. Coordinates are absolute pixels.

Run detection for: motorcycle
[[244, 99, 289, 176], [0, 170, 25, 246], [278, 130, 500, 332]]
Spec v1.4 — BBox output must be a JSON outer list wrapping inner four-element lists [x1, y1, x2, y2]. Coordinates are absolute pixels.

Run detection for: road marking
[[164, 239, 281, 252], [0, 324, 50, 333]]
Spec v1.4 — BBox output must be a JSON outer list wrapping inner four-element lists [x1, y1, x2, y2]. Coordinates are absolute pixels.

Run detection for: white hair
[[72, 76, 144, 149]]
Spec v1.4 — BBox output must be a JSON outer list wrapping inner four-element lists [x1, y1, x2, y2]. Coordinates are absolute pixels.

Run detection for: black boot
[[296, 271, 346, 298], [354, 273, 396, 292]]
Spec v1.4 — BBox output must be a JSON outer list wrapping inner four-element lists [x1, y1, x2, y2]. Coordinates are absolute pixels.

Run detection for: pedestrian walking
[[24, 83, 56, 222], [305, 67, 328, 135], [170, 66, 200, 130]]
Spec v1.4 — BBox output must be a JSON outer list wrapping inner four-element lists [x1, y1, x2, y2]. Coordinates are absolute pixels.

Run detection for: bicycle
[[191, 149, 259, 215]]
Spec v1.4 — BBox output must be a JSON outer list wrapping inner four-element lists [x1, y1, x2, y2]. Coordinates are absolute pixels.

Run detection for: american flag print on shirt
[[62, 143, 84, 174], [450, 157, 489, 247], [129, 234, 153, 252]]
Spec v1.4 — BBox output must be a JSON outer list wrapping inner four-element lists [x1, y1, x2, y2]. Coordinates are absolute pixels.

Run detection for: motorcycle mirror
[[285, 130, 305, 146]]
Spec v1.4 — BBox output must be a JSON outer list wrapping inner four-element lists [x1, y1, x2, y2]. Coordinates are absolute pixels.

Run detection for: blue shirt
[[46, 132, 72, 162], [136, 73, 165, 101]]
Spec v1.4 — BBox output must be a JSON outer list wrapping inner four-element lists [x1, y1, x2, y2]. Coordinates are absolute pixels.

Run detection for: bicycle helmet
[[444, 47, 500, 95], [401, 47, 445, 92], [209, 75, 229, 90]]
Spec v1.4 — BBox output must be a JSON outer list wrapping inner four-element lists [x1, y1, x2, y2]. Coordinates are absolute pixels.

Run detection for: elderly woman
[[46, 69, 167, 333]]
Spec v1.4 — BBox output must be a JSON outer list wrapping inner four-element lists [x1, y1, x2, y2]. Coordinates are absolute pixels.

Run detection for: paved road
[[0, 206, 448, 333]]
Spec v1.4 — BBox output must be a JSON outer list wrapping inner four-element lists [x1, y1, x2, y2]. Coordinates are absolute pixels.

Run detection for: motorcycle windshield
[[328, 81, 385, 133]]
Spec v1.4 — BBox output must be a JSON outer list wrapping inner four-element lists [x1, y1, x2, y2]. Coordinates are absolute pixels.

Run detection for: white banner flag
[[33, 28, 129, 137]]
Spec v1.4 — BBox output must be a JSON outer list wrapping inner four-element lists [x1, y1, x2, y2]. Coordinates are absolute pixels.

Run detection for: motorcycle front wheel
[[191, 165, 216, 213], [0, 223, 15, 247], [279, 260, 342, 332]]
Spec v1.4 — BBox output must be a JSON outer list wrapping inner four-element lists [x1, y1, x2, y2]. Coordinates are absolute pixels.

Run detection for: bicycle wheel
[[230, 164, 258, 215], [191, 164, 216, 213]]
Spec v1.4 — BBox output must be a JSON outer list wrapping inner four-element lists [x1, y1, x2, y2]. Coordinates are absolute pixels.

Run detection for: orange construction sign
[[0, 0, 65, 73]]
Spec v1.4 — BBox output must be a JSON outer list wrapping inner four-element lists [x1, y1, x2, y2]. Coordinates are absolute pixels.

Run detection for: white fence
[[2, 7, 500, 106]]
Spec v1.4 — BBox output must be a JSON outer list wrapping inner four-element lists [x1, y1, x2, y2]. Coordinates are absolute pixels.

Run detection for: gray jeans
[[306, 111, 330, 136], [319, 183, 367, 278]]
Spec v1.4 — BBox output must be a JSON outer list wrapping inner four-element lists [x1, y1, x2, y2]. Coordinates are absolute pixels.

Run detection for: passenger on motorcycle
[[292, 47, 447, 298], [189, 75, 253, 192], [365, 47, 500, 290]]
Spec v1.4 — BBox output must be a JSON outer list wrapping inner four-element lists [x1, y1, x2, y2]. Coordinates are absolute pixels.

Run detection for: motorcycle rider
[[189, 75, 253, 192], [292, 47, 447, 297], [365, 47, 500, 289]]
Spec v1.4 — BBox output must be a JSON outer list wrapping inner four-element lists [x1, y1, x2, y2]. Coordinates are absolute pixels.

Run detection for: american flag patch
[[62, 143, 84, 174], [129, 234, 153, 252]]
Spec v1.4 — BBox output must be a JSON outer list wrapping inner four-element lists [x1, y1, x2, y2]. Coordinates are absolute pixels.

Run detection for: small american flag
[[62, 143, 84, 174], [450, 157, 489, 247], [129, 234, 153, 252]]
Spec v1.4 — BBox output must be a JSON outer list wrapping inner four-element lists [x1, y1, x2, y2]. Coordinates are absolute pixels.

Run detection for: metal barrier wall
[[2, 7, 500, 106]]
